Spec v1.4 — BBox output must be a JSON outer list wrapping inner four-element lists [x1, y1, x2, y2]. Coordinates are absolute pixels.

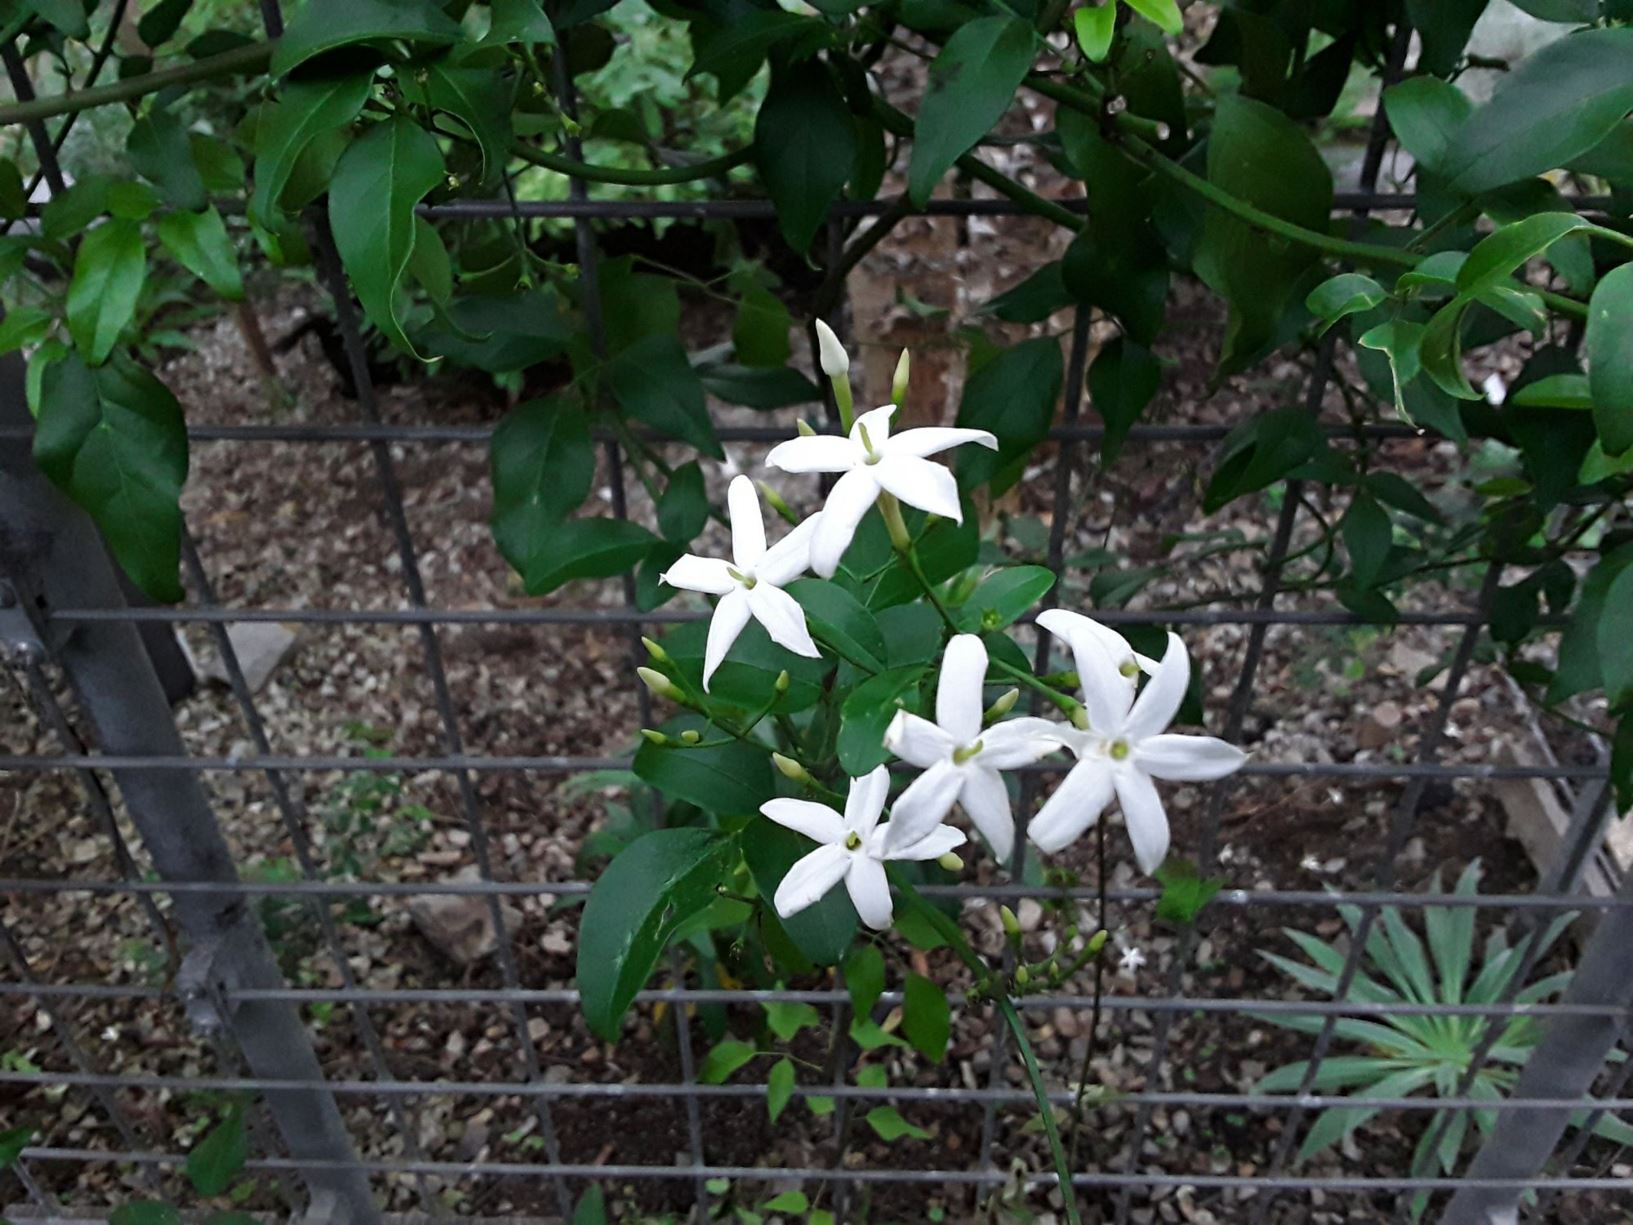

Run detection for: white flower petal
[[746, 582, 820, 658], [774, 843, 851, 918], [727, 475, 765, 570], [878, 822, 967, 862], [1115, 766, 1170, 875], [978, 717, 1068, 769], [809, 468, 879, 578], [761, 797, 845, 845], [1048, 618, 1132, 736], [1124, 632, 1189, 742], [845, 854, 893, 930], [702, 587, 752, 691], [844, 765, 891, 840], [883, 759, 963, 853], [660, 554, 735, 596], [958, 766, 1014, 861], [882, 426, 998, 459], [766, 434, 863, 474], [757, 513, 821, 586], [1028, 760, 1116, 854], [850, 404, 897, 450], [1036, 608, 1141, 676], [873, 454, 963, 522], [937, 634, 987, 745], [1134, 734, 1247, 782], [814, 318, 848, 377], [884, 710, 956, 769]]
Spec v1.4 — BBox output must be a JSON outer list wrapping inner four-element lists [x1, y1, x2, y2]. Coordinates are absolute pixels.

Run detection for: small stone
[[407, 869, 521, 965], [197, 622, 303, 693]]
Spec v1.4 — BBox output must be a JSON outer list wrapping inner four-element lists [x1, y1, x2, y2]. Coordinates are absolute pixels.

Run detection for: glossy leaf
[[250, 74, 373, 226], [837, 665, 924, 775], [1124, 0, 1183, 34], [1586, 263, 1633, 457], [484, 0, 556, 44], [157, 207, 244, 301], [67, 219, 146, 365], [744, 814, 857, 964], [577, 828, 738, 1039], [954, 336, 1064, 495], [788, 578, 887, 673], [1088, 336, 1162, 464], [491, 397, 595, 585], [753, 57, 855, 254], [767, 1057, 796, 1122], [127, 109, 207, 210], [513, 518, 656, 594], [956, 566, 1054, 632], [1307, 273, 1386, 334], [866, 1106, 930, 1141], [608, 333, 722, 457], [1203, 407, 1326, 513], [903, 973, 950, 1062], [271, 0, 462, 76], [1456, 213, 1591, 296], [1598, 565, 1633, 707], [137, 0, 193, 45], [1073, 3, 1115, 62], [420, 60, 514, 187], [984, 262, 1072, 324], [908, 17, 1035, 207], [186, 1105, 246, 1196]]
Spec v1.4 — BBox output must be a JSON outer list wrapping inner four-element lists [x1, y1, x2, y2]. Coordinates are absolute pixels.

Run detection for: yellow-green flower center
[[1108, 738, 1131, 761], [952, 740, 984, 766], [726, 565, 757, 589], [1119, 659, 1140, 678], [844, 831, 863, 851]]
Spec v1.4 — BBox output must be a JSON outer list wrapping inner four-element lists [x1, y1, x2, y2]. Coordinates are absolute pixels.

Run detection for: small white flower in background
[[1117, 946, 1147, 976], [761, 765, 966, 931], [765, 404, 997, 578], [1028, 627, 1247, 874], [1481, 372, 1507, 406], [883, 634, 1061, 861], [659, 475, 821, 690]]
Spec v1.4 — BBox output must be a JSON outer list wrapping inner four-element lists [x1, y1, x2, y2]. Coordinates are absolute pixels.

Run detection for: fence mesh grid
[[1, 7, 1630, 1223]]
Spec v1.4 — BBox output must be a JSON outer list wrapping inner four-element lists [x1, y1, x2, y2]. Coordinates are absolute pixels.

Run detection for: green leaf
[[484, 0, 556, 45], [697, 363, 823, 410], [513, 517, 656, 594], [1406, 0, 1488, 78], [1088, 336, 1162, 465], [1456, 213, 1591, 296], [0, 160, 25, 221], [1383, 79, 1472, 177], [767, 1057, 796, 1123], [67, 218, 146, 365], [635, 718, 775, 815], [908, 16, 1035, 207], [127, 109, 207, 210], [23, 0, 87, 37], [1154, 858, 1222, 923], [417, 60, 513, 187], [186, 1105, 246, 1196], [138, 0, 193, 45], [1072, 3, 1115, 62], [866, 1106, 930, 1142], [328, 117, 444, 355], [753, 57, 855, 253], [902, 973, 950, 1062], [1587, 263, 1633, 457], [34, 355, 187, 602], [1511, 372, 1593, 410], [761, 1190, 808, 1213], [788, 578, 886, 672], [743, 814, 857, 964], [844, 941, 885, 1017], [608, 333, 722, 457], [838, 665, 924, 776], [984, 262, 1072, 324], [572, 1185, 608, 1225], [954, 335, 1063, 495], [577, 828, 737, 1039], [699, 1039, 758, 1084], [1419, 300, 1482, 401], [763, 999, 822, 1041], [1203, 407, 1326, 513], [491, 396, 595, 585], [1441, 28, 1633, 195], [733, 284, 792, 369], [656, 462, 709, 543], [271, 0, 462, 76], [692, 11, 821, 100], [109, 1205, 180, 1225], [956, 566, 1053, 633], [1306, 273, 1386, 334], [0, 307, 53, 355], [1597, 565, 1633, 707], [1343, 495, 1392, 590], [1194, 95, 1333, 374], [250, 74, 373, 226], [157, 207, 244, 301], [0, 1127, 32, 1169], [1124, 0, 1183, 35]]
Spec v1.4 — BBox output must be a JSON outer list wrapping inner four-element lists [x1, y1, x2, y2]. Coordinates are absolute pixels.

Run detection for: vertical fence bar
[[177, 529, 440, 1216], [0, 365, 379, 1225], [1526, 1031, 1633, 1220]]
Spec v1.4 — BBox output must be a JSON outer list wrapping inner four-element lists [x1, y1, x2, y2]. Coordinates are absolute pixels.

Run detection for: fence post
[[0, 356, 380, 1225], [1439, 866, 1633, 1225]]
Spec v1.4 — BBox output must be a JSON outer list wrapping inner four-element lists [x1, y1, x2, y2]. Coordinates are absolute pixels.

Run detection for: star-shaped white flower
[[761, 765, 965, 931], [1118, 945, 1147, 976], [883, 634, 1060, 861], [659, 475, 821, 690], [765, 405, 997, 578], [1028, 629, 1247, 874], [1035, 608, 1158, 689]]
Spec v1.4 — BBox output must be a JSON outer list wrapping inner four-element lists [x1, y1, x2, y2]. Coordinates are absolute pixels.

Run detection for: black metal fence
[[2, 10, 1631, 1225]]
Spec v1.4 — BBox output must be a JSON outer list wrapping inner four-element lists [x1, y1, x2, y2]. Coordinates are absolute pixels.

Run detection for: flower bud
[[1069, 702, 1091, 732], [680, 729, 701, 745], [641, 636, 671, 664], [1014, 965, 1030, 987], [772, 752, 810, 783], [936, 851, 963, 872], [758, 481, 798, 525], [775, 669, 791, 693], [891, 348, 911, 407], [814, 319, 849, 378], [640, 729, 669, 747], [983, 688, 1020, 723], [637, 666, 684, 703], [1087, 928, 1109, 956], [1000, 905, 1022, 939], [796, 419, 817, 437]]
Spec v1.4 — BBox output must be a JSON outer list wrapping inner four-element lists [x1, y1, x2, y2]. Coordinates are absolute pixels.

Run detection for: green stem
[[890, 878, 1082, 1225], [0, 41, 274, 125], [511, 140, 752, 186]]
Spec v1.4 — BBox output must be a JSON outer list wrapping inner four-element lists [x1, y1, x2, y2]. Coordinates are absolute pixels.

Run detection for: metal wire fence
[[2, 12, 1632, 1225]]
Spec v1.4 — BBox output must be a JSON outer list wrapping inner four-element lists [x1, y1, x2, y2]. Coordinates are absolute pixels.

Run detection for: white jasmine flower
[[761, 765, 966, 931], [765, 405, 997, 578], [659, 475, 821, 690], [1118, 946, 1147, 975], [1035, 608, 1158, 687], [883, 634, 1061, 861], [1029, 629, 1247, 874]]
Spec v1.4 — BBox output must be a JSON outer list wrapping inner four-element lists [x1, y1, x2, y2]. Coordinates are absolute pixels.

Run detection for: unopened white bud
[[814, 319, 849, 378]]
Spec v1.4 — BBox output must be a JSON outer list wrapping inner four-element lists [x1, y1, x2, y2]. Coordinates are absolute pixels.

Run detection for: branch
[[0, 41, 274, 125], [510, 141, 752, 187]]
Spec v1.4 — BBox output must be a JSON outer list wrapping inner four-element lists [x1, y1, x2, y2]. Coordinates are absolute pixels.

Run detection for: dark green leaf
[[838, 665, 924, 775], [1441, 28, 1633, 194], [525, 518, 656, 594], [788, 578, 886, 673], [657, 461, 709, 543], [127, 109, 207, 210], [0, 307, 53, 355], [954, 335, 1063, 495], [1153, 858, 1222, 924], [908, 17, 1035, 206], [491, 396, 595, 584], [1597, 565, 1633, 707], [1586, 263, 1633, 457], [699, 1038, 758, 1084], [1306, 273, 1386, 333], [1506, 0, 1595, 16], [608, 333, 721, 457], [67, 218, 146, 365], [1550, 545, 1633, 702], [418, 60, 513, 187], [572, 1185, 608, 1225], [691, 10, 818, 96], [697, 362, 823, 410], [753, 57, 855, 253], [186, 1105, 246, 1197], [983, 262, 1072, 324], [767, 1056, 796, 1123], [271, 0, 462, 76], [485, 0, 556, 45], [844, 942, 885, 1015], [577, 828, 737, 1039], [866, 1106, 930, 1141], [157, 207, 244, 301], [1203, 407, 1326, 513], [1406, 0, 1488, 77], [1456, 213, 1591, 296], [744, 814, 857, 964], [328, 117, 445, 355], [663, 619, 828, 712], [250, 74, 373, 226], [1088, 336, 1162, 464], [23, 0, 88, 37], [1512, 373, 1593, 410], [956, 566, 1053, 632], [1612, 715, 1633, 819], [34, 355, 187, 602], [0, 160, 24, 221], [902, 973, 950, 1062], [0, 1127, 32, 1169], [1343, 495, 1392, 589], [636, 714, 775, 814], [137, 0, 193, 46], [733, 284, 792, 368]]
